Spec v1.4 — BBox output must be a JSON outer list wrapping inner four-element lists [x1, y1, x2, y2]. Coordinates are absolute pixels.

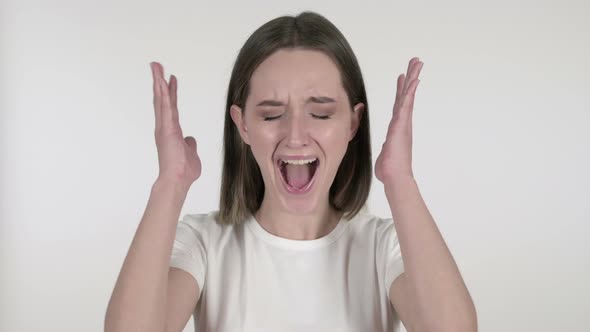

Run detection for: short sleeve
[[376, 217, 405, 299], [169, 213, 208, 289]]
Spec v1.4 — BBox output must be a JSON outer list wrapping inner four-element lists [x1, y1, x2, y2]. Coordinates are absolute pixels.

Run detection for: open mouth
[[276, 158, 319, 193]]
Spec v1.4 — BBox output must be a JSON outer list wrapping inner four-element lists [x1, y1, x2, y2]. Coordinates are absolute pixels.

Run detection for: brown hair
[[215, 11, 372, 225]]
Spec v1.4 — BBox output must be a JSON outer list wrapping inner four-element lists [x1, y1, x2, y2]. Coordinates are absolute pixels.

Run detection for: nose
[[284, 108, 309, 148]]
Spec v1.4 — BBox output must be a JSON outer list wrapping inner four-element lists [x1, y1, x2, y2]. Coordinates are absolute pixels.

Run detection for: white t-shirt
[[170, 209, 405, 332]]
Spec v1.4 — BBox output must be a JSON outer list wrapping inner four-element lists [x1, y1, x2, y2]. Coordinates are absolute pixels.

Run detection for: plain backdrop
[[1, 0, 589, 331]]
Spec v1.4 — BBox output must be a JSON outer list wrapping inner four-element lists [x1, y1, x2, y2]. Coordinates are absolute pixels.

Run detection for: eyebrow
[[255, 96, 336, 107]]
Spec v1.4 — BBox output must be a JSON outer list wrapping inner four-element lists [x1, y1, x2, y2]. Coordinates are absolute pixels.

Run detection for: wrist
[[152, 178, 190, 197], [383, 175, 416, 190]]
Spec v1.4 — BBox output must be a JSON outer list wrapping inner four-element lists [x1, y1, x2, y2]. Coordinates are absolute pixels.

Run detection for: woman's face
[[230, 48, 364, 215]]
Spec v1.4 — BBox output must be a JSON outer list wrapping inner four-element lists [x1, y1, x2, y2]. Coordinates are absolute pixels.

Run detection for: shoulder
[[348, 210, 397, 235], [179, 210, 218, 227], [347, 210, 400, 253], [176, 210, 245, 246], [177, 210, 217, 233], [175, 210, 222, 244]]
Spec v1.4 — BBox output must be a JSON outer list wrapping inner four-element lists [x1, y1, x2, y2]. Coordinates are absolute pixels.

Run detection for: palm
[[375, 57, 423, 185], [151, 62, 201, 187]]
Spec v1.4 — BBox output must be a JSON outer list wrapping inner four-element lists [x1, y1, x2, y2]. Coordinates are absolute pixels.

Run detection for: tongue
[[285, 163, 312, 189]]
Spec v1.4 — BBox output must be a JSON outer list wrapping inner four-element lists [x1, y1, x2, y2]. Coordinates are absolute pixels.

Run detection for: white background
[[1, 0, 589, 331]]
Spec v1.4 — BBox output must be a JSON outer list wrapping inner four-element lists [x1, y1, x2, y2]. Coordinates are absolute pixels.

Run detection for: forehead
[[248, 49, 344, 101]]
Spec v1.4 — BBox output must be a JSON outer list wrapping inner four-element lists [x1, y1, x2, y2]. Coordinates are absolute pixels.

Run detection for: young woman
[[105, 11, 476, 332]]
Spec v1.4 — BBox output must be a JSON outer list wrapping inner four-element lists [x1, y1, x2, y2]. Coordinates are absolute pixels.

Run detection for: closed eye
[[263, 114, 331, 121], [263, 115, 281, 121], [312, 114, 331, 120]]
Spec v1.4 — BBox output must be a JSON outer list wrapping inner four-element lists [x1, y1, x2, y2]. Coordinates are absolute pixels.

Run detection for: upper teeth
[[281, 158, 317, 165]]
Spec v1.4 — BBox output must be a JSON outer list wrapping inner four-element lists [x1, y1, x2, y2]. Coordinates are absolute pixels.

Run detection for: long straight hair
[[216, 11, 372, 225]]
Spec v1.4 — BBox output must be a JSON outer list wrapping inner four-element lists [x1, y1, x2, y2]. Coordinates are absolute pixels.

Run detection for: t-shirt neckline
[[245, 212, 353, 250]]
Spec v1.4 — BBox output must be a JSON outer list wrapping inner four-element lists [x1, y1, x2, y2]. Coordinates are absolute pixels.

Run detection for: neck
[[254, 196, 342, 241]]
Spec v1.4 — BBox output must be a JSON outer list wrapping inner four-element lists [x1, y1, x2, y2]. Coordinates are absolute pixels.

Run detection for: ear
[[230, 104, 250, 145], [349, 102, 365, 142]]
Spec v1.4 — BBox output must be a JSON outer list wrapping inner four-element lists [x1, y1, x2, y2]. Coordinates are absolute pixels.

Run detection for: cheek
[[247, 125, 278, 162], [250, 124, 279, 145], [313, 121, 349, 149]]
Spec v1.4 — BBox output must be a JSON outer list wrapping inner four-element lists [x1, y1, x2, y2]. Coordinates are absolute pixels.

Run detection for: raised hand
[[375, 57, 424, 185], [150, 62, 201, 188]]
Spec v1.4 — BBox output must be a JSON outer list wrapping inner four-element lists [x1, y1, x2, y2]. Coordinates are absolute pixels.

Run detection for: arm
[[105, 62, 203, 331], [104, 180, 200, 332], [386, 176, 477, 332], [374, 57, 476, 331]]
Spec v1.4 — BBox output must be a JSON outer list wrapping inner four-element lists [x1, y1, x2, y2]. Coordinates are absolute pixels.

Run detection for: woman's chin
[[278, 186, 329, 216]]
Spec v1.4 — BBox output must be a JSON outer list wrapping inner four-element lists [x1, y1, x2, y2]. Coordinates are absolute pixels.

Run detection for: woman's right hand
[[150, 62, 201, 188]]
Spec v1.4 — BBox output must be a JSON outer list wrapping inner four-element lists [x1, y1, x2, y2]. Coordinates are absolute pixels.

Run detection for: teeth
[[280, 158, 317, 165]]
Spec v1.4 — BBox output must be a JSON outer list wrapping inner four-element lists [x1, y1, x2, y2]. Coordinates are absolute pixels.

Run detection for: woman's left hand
[[375, 57, 424, 185]]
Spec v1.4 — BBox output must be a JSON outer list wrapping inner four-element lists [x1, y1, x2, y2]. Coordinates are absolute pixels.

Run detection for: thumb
[[184, 136, 197, 151]]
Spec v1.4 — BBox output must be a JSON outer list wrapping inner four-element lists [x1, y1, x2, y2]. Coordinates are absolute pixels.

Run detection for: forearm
[[385, 176, 477, 332], [105, 179, 189, 332]]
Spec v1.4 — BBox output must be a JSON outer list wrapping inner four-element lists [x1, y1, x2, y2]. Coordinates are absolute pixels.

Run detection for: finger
[[151, 62, 162, 131], [403, 79, 419, 107], [409, 62, 424, 90], [407, 79, 420, 113], [403, 57, 419, 94], [170, 75, 178, 109], [397, 79, 419, 122], [406, 61, 423, 95], [184, 136, 197, 151], [157, 65, 175, 129], [408, 79, 420, 131], [169, 74, 180, 127], [404, 59, 423, 95], [157, 64, 182, 132], [393, 74, 404, 111]]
